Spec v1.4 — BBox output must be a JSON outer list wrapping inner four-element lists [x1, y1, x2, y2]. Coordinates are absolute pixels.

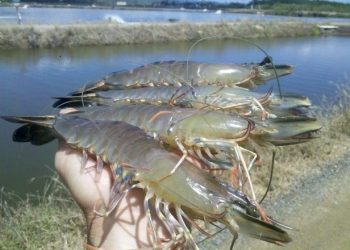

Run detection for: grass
[[0, 176, 85, 250], [259, 1, 350, 18], [1, 81, 350, 248], [0, 20, 320, 49], [250, 80, 350, 200]]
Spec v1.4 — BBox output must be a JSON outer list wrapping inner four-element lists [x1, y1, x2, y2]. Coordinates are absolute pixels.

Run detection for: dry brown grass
[[251, 82, 350, 200], [0, 20, 320, 49]]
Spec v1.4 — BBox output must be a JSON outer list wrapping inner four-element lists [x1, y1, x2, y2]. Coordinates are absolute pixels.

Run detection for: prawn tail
[[1, 115, 56, 145], [69, 81, 121, 96], [52, 94, 98, 108], [225, 209, 292, 245]]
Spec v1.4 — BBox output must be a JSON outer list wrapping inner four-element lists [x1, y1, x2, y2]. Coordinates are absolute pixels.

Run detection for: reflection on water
[[1, 6, 350, 25], [0, 36, 350, 195]]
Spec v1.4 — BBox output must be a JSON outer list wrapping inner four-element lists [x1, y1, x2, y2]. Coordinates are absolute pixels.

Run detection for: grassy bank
[[258, 1, 350, 18], [0, 176, 85, 249], [1, 82, 350, 248], [0, 20, 320, 49]]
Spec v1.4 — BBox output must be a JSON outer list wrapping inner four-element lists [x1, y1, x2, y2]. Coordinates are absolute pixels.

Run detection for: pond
[[1, 6, 350, 24], [0, 35, 349, 195]]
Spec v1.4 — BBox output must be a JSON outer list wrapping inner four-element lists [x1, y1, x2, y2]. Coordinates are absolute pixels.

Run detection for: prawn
[[2, 114, 292, 249]]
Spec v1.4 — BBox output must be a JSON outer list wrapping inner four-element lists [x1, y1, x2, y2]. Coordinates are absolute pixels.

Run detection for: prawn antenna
[[259, 150, 276, 204], [229, 231, 238, 250], [196, 224, 227, 245]]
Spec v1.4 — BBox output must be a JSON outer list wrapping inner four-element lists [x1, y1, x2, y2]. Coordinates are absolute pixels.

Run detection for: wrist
[[84, 242, 103, 250]]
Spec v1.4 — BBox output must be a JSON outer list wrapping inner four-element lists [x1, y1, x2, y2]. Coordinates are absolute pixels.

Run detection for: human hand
[[55, 141, 169, 250]]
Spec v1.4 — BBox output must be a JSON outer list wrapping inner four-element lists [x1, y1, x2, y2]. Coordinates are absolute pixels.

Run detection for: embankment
[[0, 20, 320, 49]]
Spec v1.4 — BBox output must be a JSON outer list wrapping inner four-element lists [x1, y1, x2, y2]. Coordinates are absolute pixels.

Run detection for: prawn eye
[[114, 166, 123, 176]]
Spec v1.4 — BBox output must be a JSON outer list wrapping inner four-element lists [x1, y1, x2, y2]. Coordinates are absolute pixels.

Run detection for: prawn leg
[[190, 138, 260, 211], [232, 145, 270, 223], [144, 190, 160, 248], [252, 97, 269, 120], [154, 197, 177, 242], [94, 177, 141, 217], [80, 149, 89, 171], [175, 206, 200, 250], [156, 137, 188, 182]]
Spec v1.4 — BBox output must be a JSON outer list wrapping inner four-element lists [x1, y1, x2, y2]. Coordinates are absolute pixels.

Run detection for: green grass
[[0, 176, 85, 250], [0, 20, 320, 49], [259, 1, 350, 18]]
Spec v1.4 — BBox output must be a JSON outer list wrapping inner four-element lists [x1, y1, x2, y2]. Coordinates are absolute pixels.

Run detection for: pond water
[[1, 6, 350, 25], [0, 35, 349, 195]]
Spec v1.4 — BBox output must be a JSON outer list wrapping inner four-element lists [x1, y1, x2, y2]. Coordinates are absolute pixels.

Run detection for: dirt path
[[200, 153, 350, 250]]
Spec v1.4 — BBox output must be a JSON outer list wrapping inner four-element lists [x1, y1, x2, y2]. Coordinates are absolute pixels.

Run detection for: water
[[1, 6, 350, 25], [0, 36, 350, 195]]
